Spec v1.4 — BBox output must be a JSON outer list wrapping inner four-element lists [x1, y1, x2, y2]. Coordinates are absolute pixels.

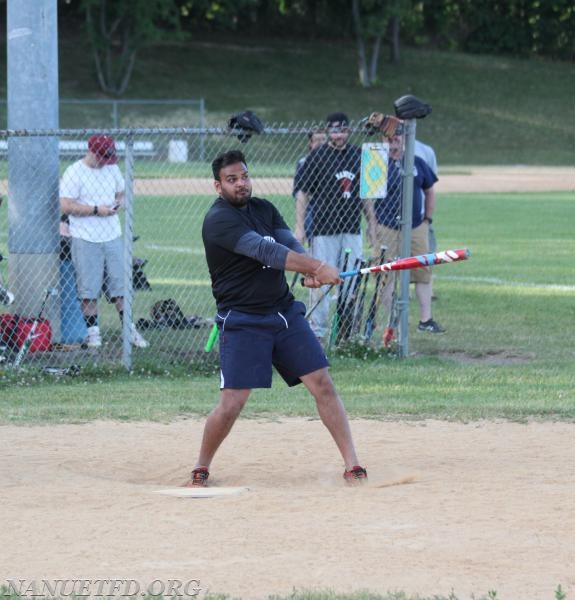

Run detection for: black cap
[[326, 112, 349, 127]]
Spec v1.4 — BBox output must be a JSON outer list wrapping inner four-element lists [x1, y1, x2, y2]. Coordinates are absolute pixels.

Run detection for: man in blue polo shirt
[[375, 132, 445, 335]]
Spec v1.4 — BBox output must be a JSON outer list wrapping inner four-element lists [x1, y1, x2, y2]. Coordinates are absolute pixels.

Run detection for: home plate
[[153, 487, 249, 498]]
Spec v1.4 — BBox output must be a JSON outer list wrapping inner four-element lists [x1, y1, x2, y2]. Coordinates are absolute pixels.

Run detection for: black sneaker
[[417, 319, 446, 334]]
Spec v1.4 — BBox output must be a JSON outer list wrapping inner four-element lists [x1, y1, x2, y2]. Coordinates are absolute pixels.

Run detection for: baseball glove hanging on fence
[[364, 112, 403, 137], [228, 110, 265, 143], [393, 95, 432, 120]]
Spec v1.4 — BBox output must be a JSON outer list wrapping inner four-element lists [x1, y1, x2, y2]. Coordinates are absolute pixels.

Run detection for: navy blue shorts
[[216, 301, 329, 389]]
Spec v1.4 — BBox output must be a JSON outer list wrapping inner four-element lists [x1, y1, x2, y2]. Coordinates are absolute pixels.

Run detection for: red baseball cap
[[88, 134, 118, 165]]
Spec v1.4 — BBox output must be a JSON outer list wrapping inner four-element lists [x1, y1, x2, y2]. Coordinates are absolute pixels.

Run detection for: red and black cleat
[[185, 467, 210, 488], [343, 465, 368, 485]]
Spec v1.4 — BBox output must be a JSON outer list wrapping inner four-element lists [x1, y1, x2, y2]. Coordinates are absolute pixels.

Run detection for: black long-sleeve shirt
[[202, 196, 305, 313]]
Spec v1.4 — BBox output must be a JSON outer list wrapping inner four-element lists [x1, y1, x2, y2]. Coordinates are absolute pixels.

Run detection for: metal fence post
[[199, 98, 206, 161], [6, 0, 61, 329], [122, 137, 135, 370], [112, 101, 119, 129], [398, 118, 417, 358]]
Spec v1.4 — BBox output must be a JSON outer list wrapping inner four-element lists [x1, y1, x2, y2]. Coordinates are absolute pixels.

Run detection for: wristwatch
[[424, 216, 433, 224], [93, 205, 98, 215]]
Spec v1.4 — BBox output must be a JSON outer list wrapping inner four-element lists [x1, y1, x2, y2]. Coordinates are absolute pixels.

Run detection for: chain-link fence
[[0, 99, 206, 130], [0, 119, 425, 373]]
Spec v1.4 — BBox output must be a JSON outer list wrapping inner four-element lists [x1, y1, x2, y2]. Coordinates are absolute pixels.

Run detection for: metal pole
[[398, 118, 417, 358], [122, 137, 135, 370], [7, 0, 60, 334], [199, 98, 206, 161], [112, 100, 119, 128]]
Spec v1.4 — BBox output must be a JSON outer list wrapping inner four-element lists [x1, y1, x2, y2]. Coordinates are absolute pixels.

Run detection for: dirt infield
[[130, 165, 575, 196], [2, 418, 574, 599], [2, 166, 574, 197], [434, 166, 575, 193]]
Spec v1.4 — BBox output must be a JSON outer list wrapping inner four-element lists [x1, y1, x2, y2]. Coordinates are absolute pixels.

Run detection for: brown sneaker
[[184, 467, 209, 488], [343, 465, 368, 485]]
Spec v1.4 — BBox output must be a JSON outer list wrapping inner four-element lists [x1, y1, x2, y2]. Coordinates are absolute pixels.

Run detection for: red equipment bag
[[0, 314, 52, 352]]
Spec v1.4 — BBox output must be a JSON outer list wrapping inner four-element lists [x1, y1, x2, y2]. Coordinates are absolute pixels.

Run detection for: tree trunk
[[352, 0, 371, 88], [85, 0, 140, 96], [369, 34, 382, 85]]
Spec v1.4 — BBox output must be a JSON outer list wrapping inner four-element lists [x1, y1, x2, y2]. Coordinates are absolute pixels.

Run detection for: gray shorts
[[72, 236, 124, 300]]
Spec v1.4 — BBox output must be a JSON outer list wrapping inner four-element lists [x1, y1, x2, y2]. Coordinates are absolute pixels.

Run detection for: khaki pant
[[377, 222, 431, 317]]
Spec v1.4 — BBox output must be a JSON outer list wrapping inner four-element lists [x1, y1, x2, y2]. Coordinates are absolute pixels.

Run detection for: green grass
[[1, 356, 572, 425], [1, 192, 574, 423], [2, 32, 575, 164]]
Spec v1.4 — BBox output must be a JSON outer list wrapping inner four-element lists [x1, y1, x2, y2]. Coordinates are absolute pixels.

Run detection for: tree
[[351, 0, 408, 88], [81, 0, 182, 96], [63, 0, 575, 97], [351, 0, 382, 87], [419, 0, 575, 60]]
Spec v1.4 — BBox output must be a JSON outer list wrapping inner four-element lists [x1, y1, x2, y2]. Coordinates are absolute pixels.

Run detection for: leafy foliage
[[80, 0, 183, 95], [59, 0, 575, 95], [421, 0, 575, 59]]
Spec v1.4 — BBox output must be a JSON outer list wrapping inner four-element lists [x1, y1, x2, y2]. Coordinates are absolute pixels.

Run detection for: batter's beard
[[223, 189, 251, 207]]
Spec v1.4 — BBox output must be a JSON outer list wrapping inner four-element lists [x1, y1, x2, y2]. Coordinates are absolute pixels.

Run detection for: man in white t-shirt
[[59, 135, 148, 348]]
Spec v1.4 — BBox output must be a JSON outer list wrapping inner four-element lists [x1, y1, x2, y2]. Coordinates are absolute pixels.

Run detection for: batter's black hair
[[212, 150, 247, 180]]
